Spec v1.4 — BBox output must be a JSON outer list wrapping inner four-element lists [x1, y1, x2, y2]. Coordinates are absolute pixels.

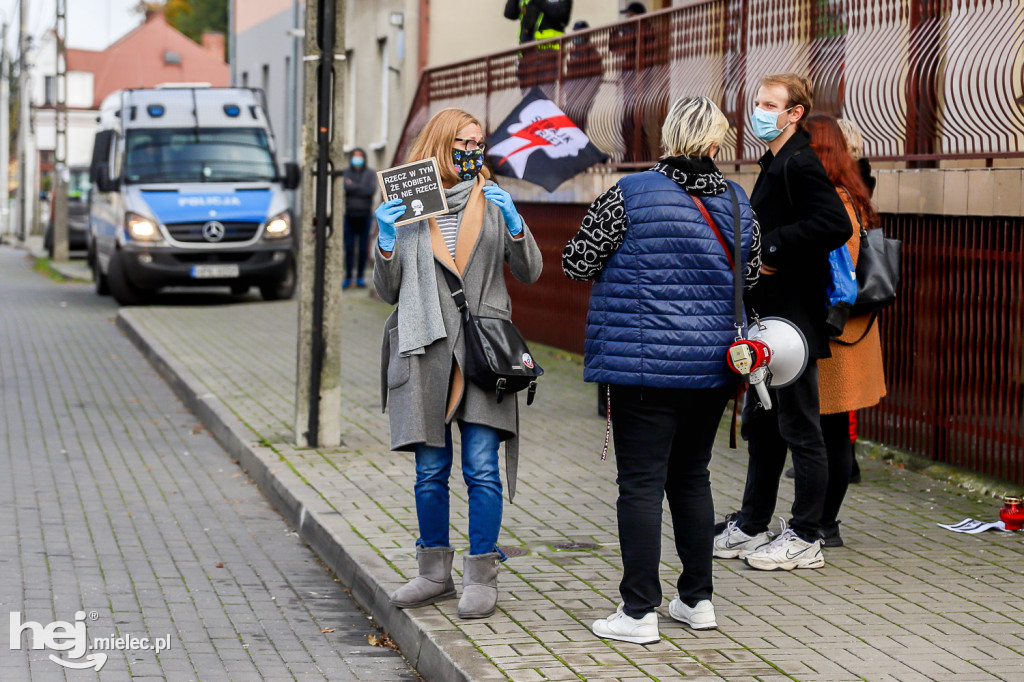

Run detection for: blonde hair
[[759, 73, 814, 127], [406, 108, 491, 186], [661, 96, 729, 157], [836, 118, 865, 159]]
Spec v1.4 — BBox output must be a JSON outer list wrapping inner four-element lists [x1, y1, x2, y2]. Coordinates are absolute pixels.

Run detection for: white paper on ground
[[937, 518, 1011, 533]]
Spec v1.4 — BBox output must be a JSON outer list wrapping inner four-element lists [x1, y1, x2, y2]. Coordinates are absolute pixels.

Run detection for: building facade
[[27, 9, 228, 232], [230, 0, 643, 195]]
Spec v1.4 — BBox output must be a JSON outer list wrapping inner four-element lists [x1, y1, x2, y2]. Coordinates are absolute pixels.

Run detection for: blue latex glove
[[375, 198, 406, 251], [482, 185, 523, 236]]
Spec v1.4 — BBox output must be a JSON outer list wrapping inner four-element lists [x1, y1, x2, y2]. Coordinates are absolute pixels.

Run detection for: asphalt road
[[0, 246, 419, 682]]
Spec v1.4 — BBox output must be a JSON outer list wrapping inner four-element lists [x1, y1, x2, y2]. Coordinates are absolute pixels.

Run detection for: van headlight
[[264, 211, 291, 239], [126, 212, 161, 241]]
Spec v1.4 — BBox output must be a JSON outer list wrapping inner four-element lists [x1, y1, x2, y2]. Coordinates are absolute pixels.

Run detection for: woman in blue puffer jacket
[[563, 96, 760, 645]]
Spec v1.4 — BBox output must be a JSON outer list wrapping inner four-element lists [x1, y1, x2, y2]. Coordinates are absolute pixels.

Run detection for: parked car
[[45, 166, 91, 256], [88, 86, 300, 305]]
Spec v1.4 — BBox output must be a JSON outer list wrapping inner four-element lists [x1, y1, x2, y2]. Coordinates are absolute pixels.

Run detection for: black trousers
[[343, 213, 371, 280], [737, 359, 828, 543], [609, 384, 733, 619], [820, 411, 852, 528]]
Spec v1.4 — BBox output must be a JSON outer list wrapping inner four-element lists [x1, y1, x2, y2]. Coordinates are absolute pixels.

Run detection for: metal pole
[[228, 0, 235, 85], [16, 0, 26, 242], [0, 23, 10, 239], [52, 0, 68, 261], [294, 0, 345, 447]]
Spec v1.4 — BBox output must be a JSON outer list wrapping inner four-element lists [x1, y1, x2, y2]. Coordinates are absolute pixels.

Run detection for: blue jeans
[[414, 421, 503, 556]]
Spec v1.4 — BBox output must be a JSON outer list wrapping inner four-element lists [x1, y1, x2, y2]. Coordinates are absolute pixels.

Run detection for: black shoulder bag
[[834, 201, 902, 346], [442, 268, 543, 405]]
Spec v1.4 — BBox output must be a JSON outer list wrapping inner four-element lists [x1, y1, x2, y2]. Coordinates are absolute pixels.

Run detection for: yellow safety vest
[[520, 0, 564, 49]]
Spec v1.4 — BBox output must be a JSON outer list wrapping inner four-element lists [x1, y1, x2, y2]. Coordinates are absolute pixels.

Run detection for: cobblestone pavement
[[0, 247, 419, 681], [121, 269, 1024, 681]]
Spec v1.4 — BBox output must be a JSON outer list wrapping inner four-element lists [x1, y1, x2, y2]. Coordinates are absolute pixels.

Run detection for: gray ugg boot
[[389, 546, 457, 608], [457, 552, 500, 619]]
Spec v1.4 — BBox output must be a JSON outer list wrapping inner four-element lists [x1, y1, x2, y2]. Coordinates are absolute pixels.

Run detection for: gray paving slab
[[117, 252, 1024, 681], [0, 247, 419, 681]]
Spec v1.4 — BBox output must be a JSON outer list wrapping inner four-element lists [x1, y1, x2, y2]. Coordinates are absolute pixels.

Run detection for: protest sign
[[376, 158, 449, 226]]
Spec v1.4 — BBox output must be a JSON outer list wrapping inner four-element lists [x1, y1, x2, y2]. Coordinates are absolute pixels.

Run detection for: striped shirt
[[436, 213, 460, 259]]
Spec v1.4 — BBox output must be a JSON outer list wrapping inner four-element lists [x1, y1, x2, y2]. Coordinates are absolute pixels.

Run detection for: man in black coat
[[342, 148, 377, 288], [713, 73, 852, 572]]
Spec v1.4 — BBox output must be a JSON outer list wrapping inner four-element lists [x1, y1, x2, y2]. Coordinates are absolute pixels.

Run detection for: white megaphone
[[726, 317, 809, 410]]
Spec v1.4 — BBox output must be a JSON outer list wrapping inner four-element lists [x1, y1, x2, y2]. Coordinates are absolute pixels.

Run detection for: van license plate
[[190, 264, 240, 279]]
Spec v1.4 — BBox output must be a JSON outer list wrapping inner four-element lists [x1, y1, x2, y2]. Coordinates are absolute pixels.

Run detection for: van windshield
[[125, 128, 277, 183]]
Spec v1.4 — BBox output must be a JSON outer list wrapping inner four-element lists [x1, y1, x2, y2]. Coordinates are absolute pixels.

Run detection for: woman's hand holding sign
[[376, 198, 406, 253], [482, 185, 524, 237]]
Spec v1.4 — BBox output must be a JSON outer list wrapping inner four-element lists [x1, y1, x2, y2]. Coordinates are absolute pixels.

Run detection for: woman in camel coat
[[806, 113, 886, 548]]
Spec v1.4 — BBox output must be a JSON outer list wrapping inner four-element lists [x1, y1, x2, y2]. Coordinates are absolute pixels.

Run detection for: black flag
[[486, 87, 609, 192]]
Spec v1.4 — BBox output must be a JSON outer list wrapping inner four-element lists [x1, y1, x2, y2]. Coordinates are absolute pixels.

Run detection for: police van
[[88, 87, 300, 304]]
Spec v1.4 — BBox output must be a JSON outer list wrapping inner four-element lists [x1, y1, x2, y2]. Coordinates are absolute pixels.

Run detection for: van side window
[[89, 129, 116, 180], [110, 134, 122, 180]]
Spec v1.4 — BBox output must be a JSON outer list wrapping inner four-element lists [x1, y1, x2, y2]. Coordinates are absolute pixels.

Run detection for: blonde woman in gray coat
[[374, 108, 543, 619]]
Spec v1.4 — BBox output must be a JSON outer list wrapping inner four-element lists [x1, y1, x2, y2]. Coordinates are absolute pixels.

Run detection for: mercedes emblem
[[202, 220, 226, 242]]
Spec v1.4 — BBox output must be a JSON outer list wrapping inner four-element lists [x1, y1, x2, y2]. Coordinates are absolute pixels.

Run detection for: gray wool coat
[[374, 176, 543, 497]]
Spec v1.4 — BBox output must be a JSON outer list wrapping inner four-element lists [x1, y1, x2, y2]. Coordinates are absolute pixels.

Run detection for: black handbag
[[442, 268, 543, 405], [834, 203, 901, 346], [850, 226, 901, 316]]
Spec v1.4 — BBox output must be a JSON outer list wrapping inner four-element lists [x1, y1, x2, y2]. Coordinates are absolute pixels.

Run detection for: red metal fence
[[862, 213, 1024, 484], [397, 0, 1024, 168], [397, 2, 1024, 484]]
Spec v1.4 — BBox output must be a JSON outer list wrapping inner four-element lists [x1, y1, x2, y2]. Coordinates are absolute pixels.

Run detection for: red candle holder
[[999, 496, 1024, 531]]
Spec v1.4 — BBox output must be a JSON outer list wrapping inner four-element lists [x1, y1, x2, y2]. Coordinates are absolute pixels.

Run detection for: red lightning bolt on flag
[[495, 115, 577, 168]]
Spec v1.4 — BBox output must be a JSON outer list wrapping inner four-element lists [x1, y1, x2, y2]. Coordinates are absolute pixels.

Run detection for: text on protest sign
[[376, 158, 449, 226]]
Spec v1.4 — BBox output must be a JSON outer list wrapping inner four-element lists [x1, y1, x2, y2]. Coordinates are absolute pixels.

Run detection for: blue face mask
[[750, 106, 793, 142], [351, 156, 365, 168]]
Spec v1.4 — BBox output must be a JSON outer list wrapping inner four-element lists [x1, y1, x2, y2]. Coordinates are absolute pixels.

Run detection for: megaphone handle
[[754, 381, 772, 411]]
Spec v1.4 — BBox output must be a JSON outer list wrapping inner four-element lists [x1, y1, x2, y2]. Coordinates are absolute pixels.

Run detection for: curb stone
[[117, 309, 506, 682]]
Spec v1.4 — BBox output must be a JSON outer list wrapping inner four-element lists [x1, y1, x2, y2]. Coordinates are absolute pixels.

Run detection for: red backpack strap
[[691, 195, 734, 270]]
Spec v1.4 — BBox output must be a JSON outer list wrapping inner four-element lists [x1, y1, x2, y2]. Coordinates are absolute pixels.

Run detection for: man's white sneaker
[[668, 598, 717, 630], [743, 526, 825, 571], [713, 520, 773, 559], [592, 604, 660, 644]]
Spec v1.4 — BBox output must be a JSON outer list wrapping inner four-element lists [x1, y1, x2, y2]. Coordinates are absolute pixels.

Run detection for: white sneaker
[[592, 604, 660, 644], [668, 598, 717, 630], [744, 525, 825, 571], [713, 520, 773, 559]]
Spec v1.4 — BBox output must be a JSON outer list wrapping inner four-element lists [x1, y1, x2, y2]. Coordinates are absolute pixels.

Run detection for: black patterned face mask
[[452, 148, 484, 182]]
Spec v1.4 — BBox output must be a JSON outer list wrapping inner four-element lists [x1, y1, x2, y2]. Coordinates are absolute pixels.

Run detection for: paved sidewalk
[[121, 288, 1024, 681], [0, 246, 418, 681]]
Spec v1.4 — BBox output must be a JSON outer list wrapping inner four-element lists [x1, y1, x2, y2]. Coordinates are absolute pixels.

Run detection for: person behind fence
[[836, 118, 876, 198], [342, 148, 377, 289], [505, 0, 572, 87], [803, 113, 887, 548], [712, 73, 852, 572], [563, 96, 760, 644], [374, 108, 543, 620]]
